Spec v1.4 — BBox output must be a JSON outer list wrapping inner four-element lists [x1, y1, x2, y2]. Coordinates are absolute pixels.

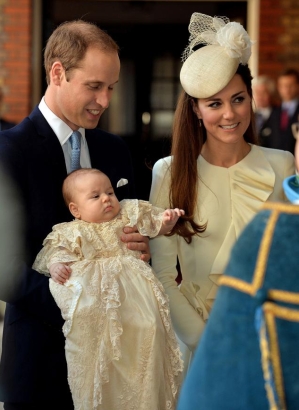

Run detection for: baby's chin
[[83, 212, 119, 224]]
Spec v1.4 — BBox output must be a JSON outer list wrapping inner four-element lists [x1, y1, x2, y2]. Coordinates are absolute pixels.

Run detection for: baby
[[33, 168, 184, 410]]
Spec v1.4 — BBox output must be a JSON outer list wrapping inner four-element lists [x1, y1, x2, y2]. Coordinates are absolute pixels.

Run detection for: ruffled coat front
[[33, 199, 183, 410], [149, 145, 295, 356]]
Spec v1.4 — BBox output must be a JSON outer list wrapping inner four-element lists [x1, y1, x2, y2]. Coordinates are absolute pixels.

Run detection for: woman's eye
[[209, 102, 220, 108], [234, 96, 245, 103]]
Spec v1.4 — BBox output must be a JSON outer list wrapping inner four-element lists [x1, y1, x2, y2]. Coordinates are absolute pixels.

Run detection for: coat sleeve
[[0, 125, 66, 328], [149, 158, 205, 352]]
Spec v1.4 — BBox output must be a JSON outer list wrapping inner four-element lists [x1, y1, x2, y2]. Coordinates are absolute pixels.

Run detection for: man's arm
[[0, 127, 66, 328]]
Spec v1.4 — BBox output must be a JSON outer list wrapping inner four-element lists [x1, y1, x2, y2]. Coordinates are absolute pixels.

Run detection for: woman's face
[[193, 74, 252, 146]]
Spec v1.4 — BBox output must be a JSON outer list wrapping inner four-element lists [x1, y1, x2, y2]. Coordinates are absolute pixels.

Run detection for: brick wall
[[0, 0, 31, 124], [259, 0, 299, 81], [0, 0, 299, 124]]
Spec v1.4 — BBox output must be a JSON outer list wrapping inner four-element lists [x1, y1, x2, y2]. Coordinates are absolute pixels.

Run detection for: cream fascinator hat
[[180, 13, 254, 98]]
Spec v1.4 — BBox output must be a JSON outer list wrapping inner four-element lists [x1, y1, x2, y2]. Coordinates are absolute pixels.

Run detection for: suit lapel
[[85, 129, 100, 167], [29, 106, 67, 178]]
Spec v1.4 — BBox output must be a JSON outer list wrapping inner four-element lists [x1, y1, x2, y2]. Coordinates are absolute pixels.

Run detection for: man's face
[[49, 46, 120, 130], [253, 83, 272, 109], [277, 75, 299, 102]]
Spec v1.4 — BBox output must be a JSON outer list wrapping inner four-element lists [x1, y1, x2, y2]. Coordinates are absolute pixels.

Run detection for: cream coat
[[149, 145, 295, 363]]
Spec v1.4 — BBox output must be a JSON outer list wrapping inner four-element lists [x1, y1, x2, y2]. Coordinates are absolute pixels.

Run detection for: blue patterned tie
[[70, 131, 81, 172]]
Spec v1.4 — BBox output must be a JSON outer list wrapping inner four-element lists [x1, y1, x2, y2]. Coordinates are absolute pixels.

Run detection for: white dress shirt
[[38, 97, 91, 173]]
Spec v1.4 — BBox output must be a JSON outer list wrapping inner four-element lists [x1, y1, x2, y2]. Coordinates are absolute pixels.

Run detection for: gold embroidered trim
[[219, 207, 299, 306], [262, 302, 299, 410], [219, 209, 279, 295], [262, 201, 299, 214], [268, 289, 299, 305], [218, 278, 299, 306], [258, 315, 280, 410], [258, 301, 299, 410], [218, 203, 299, 410], [266, 310, 285, 410], [218, 276, 254, 295], [264, 302, 299, 321], [252, 209, 279, 291]]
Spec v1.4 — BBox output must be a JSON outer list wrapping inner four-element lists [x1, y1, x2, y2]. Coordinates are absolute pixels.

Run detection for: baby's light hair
[[62, 168, 106, 206]]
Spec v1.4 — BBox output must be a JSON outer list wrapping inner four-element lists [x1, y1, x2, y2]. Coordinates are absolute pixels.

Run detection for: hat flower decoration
[[180, 13, 254, 98]]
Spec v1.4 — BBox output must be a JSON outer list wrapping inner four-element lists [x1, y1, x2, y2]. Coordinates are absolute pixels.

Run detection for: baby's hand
[[164, 208, 185, 226], [49, 262, 71, 285]]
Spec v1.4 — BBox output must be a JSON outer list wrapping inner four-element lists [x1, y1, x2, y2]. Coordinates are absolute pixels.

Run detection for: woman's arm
[[150, 158, 205, 351]]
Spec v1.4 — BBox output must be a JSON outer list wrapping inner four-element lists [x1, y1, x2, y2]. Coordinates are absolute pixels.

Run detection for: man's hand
[[121, 226, 150, 262], [49, 262, 71, 284]]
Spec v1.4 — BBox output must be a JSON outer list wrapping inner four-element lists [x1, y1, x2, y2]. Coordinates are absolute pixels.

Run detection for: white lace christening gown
[[33, 199, 183, 410]]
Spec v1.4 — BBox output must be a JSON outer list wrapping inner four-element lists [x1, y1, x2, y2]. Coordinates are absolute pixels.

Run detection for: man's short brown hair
[[44, 20, 119, 85]]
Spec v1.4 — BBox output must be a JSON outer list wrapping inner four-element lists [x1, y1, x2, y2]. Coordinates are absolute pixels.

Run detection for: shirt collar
[[282, 99, 298, 116], [38, 97, 86, 145]]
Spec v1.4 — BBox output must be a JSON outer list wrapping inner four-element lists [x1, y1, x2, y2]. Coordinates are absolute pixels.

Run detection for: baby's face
[[71, 172, 120, 223]]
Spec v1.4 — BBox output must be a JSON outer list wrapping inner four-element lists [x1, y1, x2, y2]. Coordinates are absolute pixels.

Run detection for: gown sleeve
[[32, 222, 83, 275], [121, 199, 165, 237]]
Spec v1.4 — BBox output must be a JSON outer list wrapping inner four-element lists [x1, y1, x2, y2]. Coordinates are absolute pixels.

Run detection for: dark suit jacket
[[0, 106, 135, 405], [259, 104, 299, 154], [0, 118, 16, 131]]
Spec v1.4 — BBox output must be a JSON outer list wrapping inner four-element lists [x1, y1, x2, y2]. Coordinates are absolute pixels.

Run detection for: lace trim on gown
[[33, 200, 183, 410]]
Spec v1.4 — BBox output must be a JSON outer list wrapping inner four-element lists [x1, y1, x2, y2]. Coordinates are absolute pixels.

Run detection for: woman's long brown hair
[[168, 64, 258, 244]]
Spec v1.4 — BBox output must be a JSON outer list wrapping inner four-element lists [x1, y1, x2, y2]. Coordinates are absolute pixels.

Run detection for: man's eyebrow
[[84, 81, 103, 85], [84, 80, 119, 86]]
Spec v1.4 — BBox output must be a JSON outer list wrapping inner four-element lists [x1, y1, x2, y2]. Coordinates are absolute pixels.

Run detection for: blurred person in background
[[0, 165, 24, 320], [260, 68, 299, 154], [252, 75, 277, 145]]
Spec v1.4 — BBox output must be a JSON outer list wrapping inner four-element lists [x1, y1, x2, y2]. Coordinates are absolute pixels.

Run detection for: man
[[0, 86, 16, 131], [252, 75, 277, 145], [260, 68, 299, 154], [0, 20, 149, 410]]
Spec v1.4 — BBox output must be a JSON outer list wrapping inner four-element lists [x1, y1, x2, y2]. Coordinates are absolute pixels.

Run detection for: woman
[[149, 12, 295, 373], [177, 118, 299, 410]]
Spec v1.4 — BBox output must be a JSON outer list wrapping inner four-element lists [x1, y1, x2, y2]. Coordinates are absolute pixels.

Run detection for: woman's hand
[[121, 226, 151, 262]]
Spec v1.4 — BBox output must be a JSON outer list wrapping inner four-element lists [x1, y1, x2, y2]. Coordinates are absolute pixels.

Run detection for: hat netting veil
[[182, 13, 253, 65]]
